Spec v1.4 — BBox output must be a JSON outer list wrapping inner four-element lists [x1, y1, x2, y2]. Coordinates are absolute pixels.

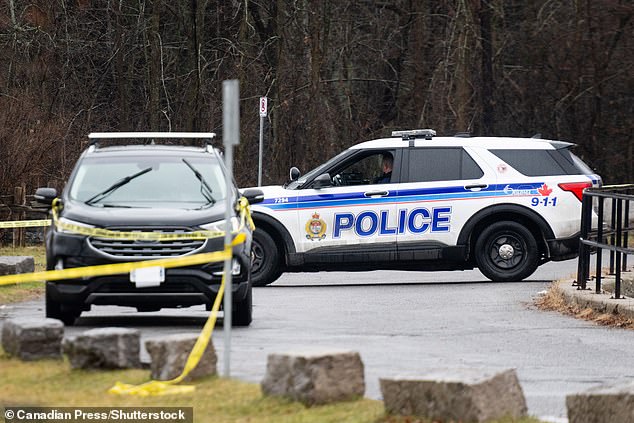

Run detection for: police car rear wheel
[[475, 221, 539, 282], [251, 229, 282, 286]]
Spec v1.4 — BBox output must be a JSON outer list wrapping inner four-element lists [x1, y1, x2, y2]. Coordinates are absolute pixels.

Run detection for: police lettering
[[333, 207, 451, 238]]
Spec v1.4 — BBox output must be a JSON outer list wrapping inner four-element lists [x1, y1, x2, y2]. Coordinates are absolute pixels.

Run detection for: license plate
[[130, 266, 165, 288]]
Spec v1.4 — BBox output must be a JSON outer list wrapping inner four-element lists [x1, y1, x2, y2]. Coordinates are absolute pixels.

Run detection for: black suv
[[35, 132, 263, 326]]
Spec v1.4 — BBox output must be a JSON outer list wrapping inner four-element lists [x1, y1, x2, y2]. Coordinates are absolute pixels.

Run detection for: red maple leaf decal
[[538, 184, 553, 196]]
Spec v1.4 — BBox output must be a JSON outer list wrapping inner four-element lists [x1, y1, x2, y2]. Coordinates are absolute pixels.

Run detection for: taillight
[[558, 182, 592, 201]]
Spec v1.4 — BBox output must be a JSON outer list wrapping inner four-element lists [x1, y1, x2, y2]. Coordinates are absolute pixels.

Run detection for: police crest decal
[[305, 212, 327, 240]]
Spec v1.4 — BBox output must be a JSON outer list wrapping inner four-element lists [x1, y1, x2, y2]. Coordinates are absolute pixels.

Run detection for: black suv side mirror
[[313, 173, 332, 189], [34, 187, 58, 206], [242, 188, 264, 204]]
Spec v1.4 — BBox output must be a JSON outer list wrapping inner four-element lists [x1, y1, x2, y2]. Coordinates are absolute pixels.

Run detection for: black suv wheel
[[232, 287, 253, 326], [45, 283, 81, 326]]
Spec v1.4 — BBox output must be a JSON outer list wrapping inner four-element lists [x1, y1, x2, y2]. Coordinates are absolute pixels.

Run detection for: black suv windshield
[[69, 154, 227, 208]]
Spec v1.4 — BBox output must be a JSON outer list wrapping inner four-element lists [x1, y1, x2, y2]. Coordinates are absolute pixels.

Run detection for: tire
[[474, 221, 540, 282], [251, 229, 282, 286], [45, 283, 81, 326], [232, 286, 252, 327]]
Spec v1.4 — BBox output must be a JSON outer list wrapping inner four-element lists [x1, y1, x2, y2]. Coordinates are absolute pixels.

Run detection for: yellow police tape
[[50, 198, 256, 241], [0, 219, 51, 228], [109, 262, 227, 396], [0, 197, 255, 241]]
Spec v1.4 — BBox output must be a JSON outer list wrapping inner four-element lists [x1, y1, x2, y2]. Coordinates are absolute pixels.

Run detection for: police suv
[[247, 129, 601, 285]]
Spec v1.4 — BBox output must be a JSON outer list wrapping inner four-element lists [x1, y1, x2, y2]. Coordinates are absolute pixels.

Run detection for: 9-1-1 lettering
[[531, 197, 557, 207]]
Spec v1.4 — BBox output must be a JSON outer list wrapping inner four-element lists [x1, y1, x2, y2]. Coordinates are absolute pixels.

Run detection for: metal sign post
[[258, 97, 267, 186], [222, 79, 240, 377]]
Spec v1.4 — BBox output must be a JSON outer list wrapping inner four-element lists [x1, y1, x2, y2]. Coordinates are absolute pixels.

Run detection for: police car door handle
[[364, 190, 389, 198], [465, 184, 488, 191]]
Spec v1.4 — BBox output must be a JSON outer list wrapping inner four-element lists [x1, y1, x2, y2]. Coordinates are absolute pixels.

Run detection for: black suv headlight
[[199, 217, 240, 233], [57, 216, 96, 234]]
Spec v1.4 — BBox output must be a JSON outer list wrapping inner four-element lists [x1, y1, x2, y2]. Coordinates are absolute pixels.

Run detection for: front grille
[[88, 226, 206, 258]]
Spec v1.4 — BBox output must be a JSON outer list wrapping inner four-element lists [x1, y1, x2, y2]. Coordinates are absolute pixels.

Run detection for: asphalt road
[[3, 257, 633, 422]]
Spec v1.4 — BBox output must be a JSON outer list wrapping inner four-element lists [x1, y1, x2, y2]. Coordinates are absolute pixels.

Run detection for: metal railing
[[577, 185, 634, 297]]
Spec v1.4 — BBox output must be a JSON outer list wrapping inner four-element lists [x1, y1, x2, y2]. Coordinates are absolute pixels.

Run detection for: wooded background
[[0, 0, 632, 195]]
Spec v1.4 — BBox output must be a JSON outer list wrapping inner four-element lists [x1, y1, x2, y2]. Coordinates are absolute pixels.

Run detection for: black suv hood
[[60, 200, 228, 228]]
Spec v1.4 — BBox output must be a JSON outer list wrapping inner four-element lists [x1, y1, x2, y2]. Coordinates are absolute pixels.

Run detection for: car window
[[69, 155, 227, 207], [560, 149, 595, 175], [330, 151, 395, 186], [489, 149, 592, 176], [290, 149, 351, 189], [407, 148, 483, 182]]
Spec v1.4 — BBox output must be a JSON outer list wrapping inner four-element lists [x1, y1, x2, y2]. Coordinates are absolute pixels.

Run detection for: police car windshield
[[69, 155, 227, 208], [287, 149, 350, 189]]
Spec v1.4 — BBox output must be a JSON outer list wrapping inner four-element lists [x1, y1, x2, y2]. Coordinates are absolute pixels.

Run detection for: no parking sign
[[259, 97, 268, 117]]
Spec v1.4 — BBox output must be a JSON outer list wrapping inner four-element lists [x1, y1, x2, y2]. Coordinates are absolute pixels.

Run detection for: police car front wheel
[[474, 221, 539, 282], [251, 229, 282, 286]]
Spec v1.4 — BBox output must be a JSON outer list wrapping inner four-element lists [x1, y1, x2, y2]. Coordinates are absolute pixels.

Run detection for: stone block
[[567, 380, 634, 423], [63, 327, 140, 369], [380, 368, 527, 422], [145, 333, 217, 381], [1, 318, 63, 360], [261, 349, 365, 406], [0, 256, 35, 276]]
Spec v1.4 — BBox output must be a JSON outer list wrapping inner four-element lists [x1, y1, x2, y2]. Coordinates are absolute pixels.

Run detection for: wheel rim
[[251, 239, 264, 274], [487, 234, 526, 270]]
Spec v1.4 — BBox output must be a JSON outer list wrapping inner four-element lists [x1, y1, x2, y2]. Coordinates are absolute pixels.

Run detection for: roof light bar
[[88, 132, 216, 139], [87, 132, 217, 148], [391, 129, 436, 140]]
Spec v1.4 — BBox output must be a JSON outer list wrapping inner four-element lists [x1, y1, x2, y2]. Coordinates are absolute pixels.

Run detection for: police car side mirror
[[289, 166, 301, 181], [242, 188, 264, 204], [34, 187, 57, 207], [313, 173, 333, 189]]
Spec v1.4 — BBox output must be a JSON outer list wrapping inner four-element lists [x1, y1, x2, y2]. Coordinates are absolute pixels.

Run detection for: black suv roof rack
[[88, 132, 217, 148], [391, 129, 436, 140]]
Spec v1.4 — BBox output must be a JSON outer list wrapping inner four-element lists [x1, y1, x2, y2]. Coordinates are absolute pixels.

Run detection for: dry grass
[[535, 282, 634, 329], [0, 348, 383, 423]]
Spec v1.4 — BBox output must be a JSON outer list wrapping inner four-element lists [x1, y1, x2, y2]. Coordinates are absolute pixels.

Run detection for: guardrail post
[[623, 199, 629, 271], [609, 198, 616, 274], [614, 199, 623, 299], [583, 194, 592, 286], [595, 196, 604, 294], [577, 193, 591, 290]]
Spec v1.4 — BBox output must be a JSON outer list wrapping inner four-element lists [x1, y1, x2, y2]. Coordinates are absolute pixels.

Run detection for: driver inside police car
[[374, 152, 393, 184]]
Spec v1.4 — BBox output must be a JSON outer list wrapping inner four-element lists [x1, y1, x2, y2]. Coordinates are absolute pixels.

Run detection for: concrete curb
[[555, 271, 634, 320]]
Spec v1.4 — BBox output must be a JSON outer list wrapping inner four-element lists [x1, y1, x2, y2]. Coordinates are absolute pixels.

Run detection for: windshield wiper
[[85, 167, 153, 205], [182, 158, 216, 205], [95, 203, 134, 208]]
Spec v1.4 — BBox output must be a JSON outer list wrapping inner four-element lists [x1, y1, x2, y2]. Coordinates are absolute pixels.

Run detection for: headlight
[[212, 259, 241, 276], [57, 216, 96, 234], [200, 217, 240, 233]]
